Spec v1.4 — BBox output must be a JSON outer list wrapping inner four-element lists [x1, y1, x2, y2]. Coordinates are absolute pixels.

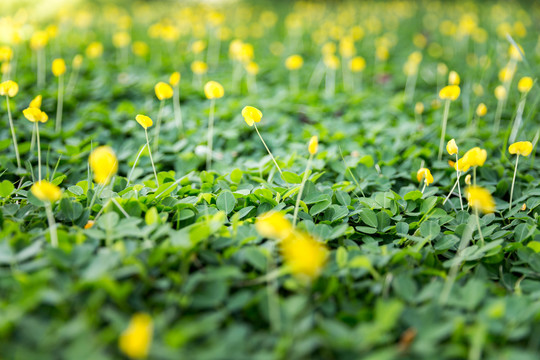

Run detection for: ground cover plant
[[0, 0, 540, 359]]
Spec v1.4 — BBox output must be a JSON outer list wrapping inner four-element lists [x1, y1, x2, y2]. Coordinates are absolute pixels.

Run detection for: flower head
[[154, 82, 173, 100], [308, 136, 318, 155], [191, 60, 208, 75], [72, 54, 83, 69], [86, 41, 104, 59], [476, 103, 487, 117], [517, 77, 533, 93], [30, 31, 48, 50], [0, 80, 18, 97], [241, 106, 262, 126], [285, 55, 303, 70], [52, 58, 66, 77], [169, 72, 180, 86], [494, 85, 506, 101], [323, 55, 339, 70], [454, 156, 471, 172], [119, 313, 153, 359], [439, 85, 460, 101], [23, 107, 48, 123], [448, 70, 460, 85], [509, 141, 533, 157], [204, 81, 224, 99], [417, 168, 434, 186], [463, 147, 487, 167], [508, 44, 524, 61], [414, 102, 424, 115], [135, 114, 153, 129], [255, 211, 293, 240], [465, 186, 495, 213], [31, 180, 62, 202], [30, 95, 42, 109], [89, 146, 118, 185], [446, 139, 458, 155], [280, 232, 328, 280], [349, 56, 366, 72], [113, 31, 131, 48], [464, 174, 471, 185]]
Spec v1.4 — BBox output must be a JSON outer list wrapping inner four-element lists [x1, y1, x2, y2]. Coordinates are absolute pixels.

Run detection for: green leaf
[[360, 208, 378, 228], [281, 171, 302, 184], [336, 247, 348, 268], [404, 190, 423, 201], [217, 191, 236, 214], [420, 221, 440, 239], [0, 180, 14, 198]]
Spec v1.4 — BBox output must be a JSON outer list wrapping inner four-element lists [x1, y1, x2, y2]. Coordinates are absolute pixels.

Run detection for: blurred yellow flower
[[204, 81, 224, 99], [517, 77, 533, 93], [463, 147, 487, 167], [119, 313, 153, 359], [72, 54, 83, 69], [476, 103, 487, 117], [52, 58, 66, 77], [439, 85, 460, 101], [0, 80, 18, 97], [285, 55, 303, 70], [169, 72, 181, 87], [465, 174, 471, 185], [113, 32, 131, 48], [89, 146, 118, 185], [280, 232, 328, 280], [191, 60, 208, 75], [0, 46, 13, 62], [154, 82, 173, 100], [454, 156, 471, 172], [323, 54, 340, 70], [135, 114, 153, 129], [508, 44, 524, 61], [31, 180, 62, 202], [446, 139, 458, 155], [255, 211, 293, 240], [417, 168, 434, 186], [498, 66, 514, 83], [414, 102, 424, 115], [308, 136, 318, 155], [509, 141, 533, 157], [23, 107, 48, 123], [241, 106, 262, 126], [30, 95, 42, 109], [132, 41, 149, 58], [30, 31, 48, 50], [86, 42, 104, 58], [494, 85, 507, 101], [349, 56, 366, 72], [465, 186, 495, 213], [245, 61, 259, 75], [448, 70, 460, 85]]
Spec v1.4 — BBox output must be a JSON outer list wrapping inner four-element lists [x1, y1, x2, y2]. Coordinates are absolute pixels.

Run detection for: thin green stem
[[493, 99, 503, 135], [55, 75, 64, 133], [173, 85, 183, 136], [127, 143, 147, 186], [6, 96, 21, 168], [45, 202, 58, 247], [293, 154, 312, 227], [455, 153, 463, 210], [153, 100, 165, 151], [475, 208, 484, 247], [207, 98, 215, 170], [36, 122, 41, 181], [509, 155, 519, 211], [438, 99, 450, 161], [253, 123, 282, 175], [145, 128, 159, 186]]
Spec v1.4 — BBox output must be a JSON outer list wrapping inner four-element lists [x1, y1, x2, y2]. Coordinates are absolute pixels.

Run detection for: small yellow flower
[[285, 55, 303, 70], [89, 146, 118, 185], [349, 56, 366, 72], [517, 77, 533, 93], [241, 106, 262, 126], [464, 174, 471, 185], [498, 66, 514, 83], [169, 71, 181, 87], [72, 54, 83, 69], [191, 60, 208, 75], [84, 220, 95, 229], [86, 41, 104, 59], [448, 70, 460, 85], [204, 81, 224, 99], [31, 180, 62, 202], [52, 58, 66, 77], [323, 54, 340, 70], [454, 156, 471, 172], [439, 85, 460, 101], [132, 41, 149, 58], [154, 82, 173, 101], [476, 103, 487, 117], [280, 232, 328, 280], [465, 186, 495, 213], [508, 141, 533, 157], [0, 80, 19, 97], [0, 46, 13, 62], [135, 114, 153, 129], [119, 313, 153, 359], [30, 95, 42, 109], [255, 211, 293, 240], [30, 31, 48, 50], [308, 136, 318, 155], [446, 139, 458, 155], [417, 168, 434, 186], [113, 31, 131, 48], [494, 85, 507, 101], [23, 107, 48, 123], [508, 44, 524, 61], [191, 40, 206, 54], [414, 102, 424, 115], [245, 61, 259, 75], [463, 147, 487, 167]]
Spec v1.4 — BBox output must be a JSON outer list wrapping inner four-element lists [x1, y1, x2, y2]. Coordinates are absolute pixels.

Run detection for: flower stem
[[145, 128, 159, 186], [207, 98, 215, 170], [438, 99, 450, 161], [45, 201, 58, 247], [173, 85, 183, 136], [6, 96, 21, 168], [509, 155, 519, 211], [253, 123, 282, 175], [455, 154, 463, 210], [475, 207, 484, 247], [127, 143, 147, 186], [293, 154, 312, 227], [36, 122, 41, 181], [153, 100, 165, 152], [55, 75, 64, 133]]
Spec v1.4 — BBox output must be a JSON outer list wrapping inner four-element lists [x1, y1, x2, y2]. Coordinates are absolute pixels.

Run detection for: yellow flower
[[476, 103, 487, 117], [119, 313, 153, 359], [439, 85, 460, 101], [191, 40, 206, 54], [204, 81, 224, 99], [463, 147, 487, 167], [0, 80, 19, 97], [375, 46, 389, 61], [349, 56, 366, 72], [169, 72, 181, 87], [517, 77, 533, 93], [52, 58, 66, 77], [448, 70, 460, 85], [84, 220, 95, 229], [323, 54, 340, 70], [465, 186, 495, 213], [498, 66, 514, 83], [154, 82, 173, 101], [494, 85, 507, 101], [30, 31, 48, 50], [86, 42, 104, 59], [285, 55, 303, 70], [191, 60, 208, 75], [454, 156, 471, 172], [417, 168, 434, 186], [132, 41, 149, 57], [245, 61, 259, 75], [31, 180, 62, 202], [446, 139, 458, 155], [0, 46, 13, 62], [135, 114, 153, 129], [508, 141, 533, 157], [308, 136, 318, 155], [241, 106, 262, 126], [89, 146, 118, 185], [255, 211, 293, 240], [113, 32, 131, 48], [508, 44, 524, 61], [30, 95, 42, 109], [414, 102, 424, 115], [72, 54, 83, 69], [23, 107, 48, 123], [437, 63, 448, 76], [464, 174, 471, 185], [280, 232, 328, 280]]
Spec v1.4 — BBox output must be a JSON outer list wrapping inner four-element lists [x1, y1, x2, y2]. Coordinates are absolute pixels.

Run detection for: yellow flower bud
[[169, 72, 181, 87], [414, 102, 424, 115], [0, 80, 18, 97], [439, 85, 460, 101], [323, 54, 340, 70], [30, 31, 49, 50], [517, 76, 533, 93], [86, 42, 104, 59], [119, 313, 153, 360], [417, 168, 434, 186], [446, 139, 458, 155], [241, 106, 262, 126], [285, 55, 303, 70], [154, 82, 173, 101], [204, 81, 224, 99], [135, 114, 153, 129], [52, 58, 66, 77], [89, 146, 118, 185], [308, 136, 318, 155], [349, 56, 366, 73], [476, 103, 487, 117], [508, 44, 524, 61], [245, 61, 259, 75], [191, 60, 208, 75], [132, 41, 149, 58], [509, 141, 533, 157], [464, 174, 471, 185], [448, 70, 460, 85], [494, 85, 507, 101], [31, 180, 62, 202]]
